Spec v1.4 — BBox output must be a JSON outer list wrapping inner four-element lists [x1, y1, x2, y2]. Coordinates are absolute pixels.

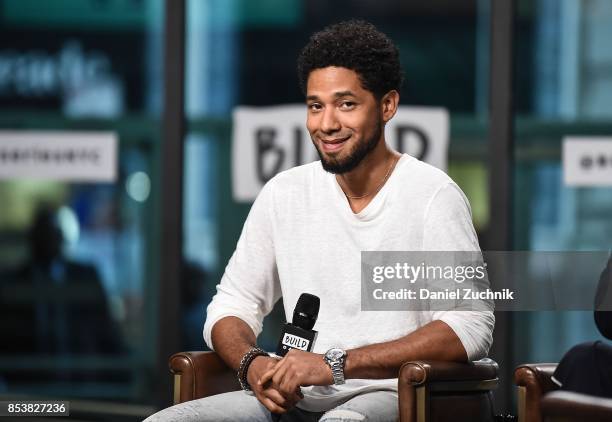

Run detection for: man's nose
[[320, 108, 341, 133]]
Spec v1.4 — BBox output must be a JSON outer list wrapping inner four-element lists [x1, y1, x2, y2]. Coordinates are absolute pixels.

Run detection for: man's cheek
[[306, 116, 319, 132]]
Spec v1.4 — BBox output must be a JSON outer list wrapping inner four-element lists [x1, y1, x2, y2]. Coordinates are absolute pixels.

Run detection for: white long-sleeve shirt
[[203, 154, 494, 411]]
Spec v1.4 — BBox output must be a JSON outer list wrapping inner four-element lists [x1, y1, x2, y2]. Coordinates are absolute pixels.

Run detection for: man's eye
[[340, 102, 356, 110], [308, 103, 322, 112]]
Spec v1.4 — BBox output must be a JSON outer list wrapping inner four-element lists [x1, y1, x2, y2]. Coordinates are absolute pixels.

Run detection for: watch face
[[326, 348, 345, 361]]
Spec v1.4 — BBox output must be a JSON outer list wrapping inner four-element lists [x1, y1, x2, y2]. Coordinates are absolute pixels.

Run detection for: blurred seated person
[[0, 206, 124, 358], [551, 254, 612, 398]]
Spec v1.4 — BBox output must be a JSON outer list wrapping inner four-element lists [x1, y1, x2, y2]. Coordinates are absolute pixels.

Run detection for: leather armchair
[[514, 363, 558, 422], [169, 350, 240, 404], [541, 391, 612, 422], [514, 363, 612, 422], [169, 351, 499, 422]]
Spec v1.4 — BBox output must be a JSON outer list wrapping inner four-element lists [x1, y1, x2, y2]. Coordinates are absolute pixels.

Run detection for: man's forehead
[[306, 67, 366, 97]]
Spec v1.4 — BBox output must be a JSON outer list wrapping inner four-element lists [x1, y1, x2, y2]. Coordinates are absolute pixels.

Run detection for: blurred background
[[0, 0, 610, 420]]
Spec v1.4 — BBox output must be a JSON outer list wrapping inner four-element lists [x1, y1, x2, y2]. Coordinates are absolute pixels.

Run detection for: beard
[[313, 119, 383, 174]]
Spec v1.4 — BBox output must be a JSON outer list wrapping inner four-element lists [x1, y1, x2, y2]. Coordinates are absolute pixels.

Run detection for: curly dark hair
[[297, 20, 403, 99]]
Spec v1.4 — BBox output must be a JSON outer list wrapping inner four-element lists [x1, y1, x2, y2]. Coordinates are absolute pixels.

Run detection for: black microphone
[[275, 293, 320, 356]]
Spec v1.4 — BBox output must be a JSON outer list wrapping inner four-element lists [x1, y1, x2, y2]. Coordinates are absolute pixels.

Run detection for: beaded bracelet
[[237, 346, 268, 391]]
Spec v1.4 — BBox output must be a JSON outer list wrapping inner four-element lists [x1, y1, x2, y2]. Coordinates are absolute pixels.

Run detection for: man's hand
[[247, 355, 303, 414], [259, 349, 334, 399]]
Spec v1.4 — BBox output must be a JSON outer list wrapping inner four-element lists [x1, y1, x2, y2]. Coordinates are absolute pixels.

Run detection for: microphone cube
[[276, 324, 318, 357]]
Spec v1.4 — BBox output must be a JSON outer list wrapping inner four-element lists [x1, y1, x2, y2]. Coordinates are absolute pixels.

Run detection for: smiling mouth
[[320, 136, 350, 152]]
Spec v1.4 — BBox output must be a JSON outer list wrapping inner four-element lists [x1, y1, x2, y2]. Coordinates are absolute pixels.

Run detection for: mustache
[[310, 132, 352, 141]]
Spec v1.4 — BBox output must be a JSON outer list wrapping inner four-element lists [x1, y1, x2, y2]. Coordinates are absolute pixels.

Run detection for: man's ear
[[380, 90, 400, 123]]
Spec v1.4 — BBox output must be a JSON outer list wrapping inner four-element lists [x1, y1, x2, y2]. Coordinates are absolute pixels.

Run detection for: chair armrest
[[514, 363, 558, 422], [542, 391, 612, 422], [515, 363, 558, 393], [399, 358, 499, 389], [169, 351, 240, 404], [398, 359, 498, 422]]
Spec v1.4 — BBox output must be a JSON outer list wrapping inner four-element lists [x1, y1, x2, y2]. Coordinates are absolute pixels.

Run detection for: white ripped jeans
[[143, 389, 399, 422]]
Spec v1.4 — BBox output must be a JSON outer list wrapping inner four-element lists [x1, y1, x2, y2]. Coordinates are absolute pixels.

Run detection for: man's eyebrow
[[306, 91, 357, 102], [334, 90, 356, 98]]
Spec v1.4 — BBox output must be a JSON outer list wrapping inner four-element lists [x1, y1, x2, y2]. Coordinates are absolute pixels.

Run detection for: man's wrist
[[237, 346, 268, 391]]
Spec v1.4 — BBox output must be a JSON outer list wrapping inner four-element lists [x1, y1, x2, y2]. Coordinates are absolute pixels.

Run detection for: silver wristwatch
[[324, 348, 347, 385]]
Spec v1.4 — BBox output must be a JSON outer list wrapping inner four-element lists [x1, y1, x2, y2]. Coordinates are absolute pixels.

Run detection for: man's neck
[[336, 142, 399, 198]]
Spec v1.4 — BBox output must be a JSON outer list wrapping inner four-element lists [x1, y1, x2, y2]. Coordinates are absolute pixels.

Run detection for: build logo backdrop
[[232, 105, 449, 202]]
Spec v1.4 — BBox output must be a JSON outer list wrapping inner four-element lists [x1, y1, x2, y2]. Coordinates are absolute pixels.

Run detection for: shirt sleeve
[[203, 181, 282, 350], [422, 182, 495, 361]]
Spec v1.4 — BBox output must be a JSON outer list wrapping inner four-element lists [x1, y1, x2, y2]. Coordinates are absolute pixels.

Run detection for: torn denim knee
[[319, 409, 366, 422]]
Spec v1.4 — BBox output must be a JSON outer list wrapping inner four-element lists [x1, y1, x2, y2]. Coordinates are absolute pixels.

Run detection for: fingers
[[259, 357, 284, 385], [258, 355, 302, 400], [264, 373, 301, 405], [257, 386, 299, 413], [271, 362, 289, 388], [259, 367, 276, 386], [279, 374, 299, 397], [251, 355, 304, 414], [258, 395, 288, 414], [264, 387, 289, 406], [247, 356, 276, 389], [269, 389, 301, 411], [256, 378, 301, 412], [252, 381, 288, 413]]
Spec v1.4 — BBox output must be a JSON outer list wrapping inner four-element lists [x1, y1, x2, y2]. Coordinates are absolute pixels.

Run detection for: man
[[145, 20, 494, 422], [0, 206, 124, 383], [551, 255, 612, 397], [0, 207, 123, 357]]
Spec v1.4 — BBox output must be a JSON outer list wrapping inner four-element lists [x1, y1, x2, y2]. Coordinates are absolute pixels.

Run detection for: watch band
[[329, 361, 345, 385]]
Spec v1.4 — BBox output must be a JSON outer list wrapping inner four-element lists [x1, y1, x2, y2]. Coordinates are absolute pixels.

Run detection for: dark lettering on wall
[[256, 127, 285, 183], [293, 127, 303, 166], [395, 125, 429, 160], [0, 147, 102, 165], [0, 30, 145, 111], [580, 154, 612, 169]]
